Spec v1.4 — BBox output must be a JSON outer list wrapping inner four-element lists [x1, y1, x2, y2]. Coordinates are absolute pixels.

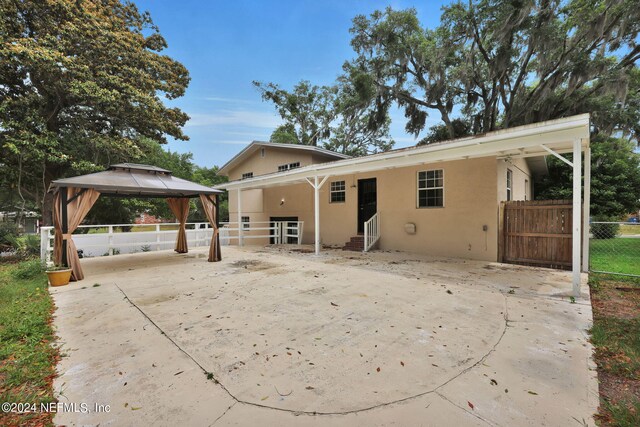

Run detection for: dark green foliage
[[253, 76, 394, 157], [349, 1, 640, 142], [0, 0, 191, 223], [535, 137, 640, 217], [591, 221, 620, 240], [0, 221, 19, 246]]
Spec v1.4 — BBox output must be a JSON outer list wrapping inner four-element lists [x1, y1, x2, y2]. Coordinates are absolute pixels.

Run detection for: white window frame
[[277, 162, 301, 172], [241, 216, 250, 229], [260, 148, 266, 158], [241, 172, 253, 180], [417, 169, 444, 208], [506, 169, 513, 201], [329, 180, 346, 203]]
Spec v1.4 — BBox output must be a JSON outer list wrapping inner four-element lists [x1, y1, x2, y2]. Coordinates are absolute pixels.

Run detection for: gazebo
[[48, 163, 223, 281]]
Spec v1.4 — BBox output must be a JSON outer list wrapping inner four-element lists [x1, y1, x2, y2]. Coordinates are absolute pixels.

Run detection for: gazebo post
[[60, 188, 69, 267]]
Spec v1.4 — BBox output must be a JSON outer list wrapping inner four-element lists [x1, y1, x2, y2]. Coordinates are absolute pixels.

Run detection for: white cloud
[[186, 110, 282, 129]]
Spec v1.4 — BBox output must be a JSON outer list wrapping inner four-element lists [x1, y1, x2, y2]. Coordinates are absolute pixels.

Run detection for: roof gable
[[217, 141, 350, 176]]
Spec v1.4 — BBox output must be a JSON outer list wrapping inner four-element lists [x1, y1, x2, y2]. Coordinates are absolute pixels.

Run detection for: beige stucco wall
[[497, 158, 532, 202], [227, 146, 339, 181], [224, 156, 540, 262], [316, 157, 500, 261], [226, 156, 503, 261]]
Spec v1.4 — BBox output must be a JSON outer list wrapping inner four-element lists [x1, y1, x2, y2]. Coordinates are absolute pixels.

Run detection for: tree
[[534, 136, 640, 217], [0, 0, 190, 224], [253, 80, 334, 147], [253, 75, 394, 156], [349, 1, 640, 141]]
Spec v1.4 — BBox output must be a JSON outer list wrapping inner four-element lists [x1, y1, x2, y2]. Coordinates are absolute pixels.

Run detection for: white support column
[[572, 139, 582, 296], [237, 188, 243, 247], [305, 175, 330, 255], [314, 176, 320, 255], [582, 144, 591, 273]]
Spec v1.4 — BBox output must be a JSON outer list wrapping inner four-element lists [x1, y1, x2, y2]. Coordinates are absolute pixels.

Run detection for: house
[[216, 115, 591, 289]]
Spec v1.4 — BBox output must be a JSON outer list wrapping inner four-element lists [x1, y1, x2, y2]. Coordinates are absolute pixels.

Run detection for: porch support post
[[237, 188, 243, 247], [305, 175, 330, 255], [572, 139, 582, 296], [61, 188, 68, 267], [582, 144, 591, 273], [314, 176, 320, 255]]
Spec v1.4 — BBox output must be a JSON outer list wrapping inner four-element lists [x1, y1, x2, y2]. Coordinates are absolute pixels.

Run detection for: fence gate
[[500, 200, 573, 270]]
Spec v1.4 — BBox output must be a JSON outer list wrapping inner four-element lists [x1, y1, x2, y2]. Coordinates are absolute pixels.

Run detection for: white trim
[[216, 114, 590, 191], [329, 180, 346, 203], [572, 138, 582, 296], [416, 169, 445, 208], [582, 145, 591, 272], [506, 168, 513, 201], [540, 144, 574, 167]]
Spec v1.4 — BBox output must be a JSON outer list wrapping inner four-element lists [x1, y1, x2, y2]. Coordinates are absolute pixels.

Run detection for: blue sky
[[133, 0, 450, 167]]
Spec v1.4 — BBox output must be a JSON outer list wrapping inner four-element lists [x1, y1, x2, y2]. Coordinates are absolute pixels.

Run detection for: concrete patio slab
[[51, 246, 597, 426]]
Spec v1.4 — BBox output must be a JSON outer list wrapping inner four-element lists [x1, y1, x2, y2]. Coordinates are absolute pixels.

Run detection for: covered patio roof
[[50, 163, 222, 197]]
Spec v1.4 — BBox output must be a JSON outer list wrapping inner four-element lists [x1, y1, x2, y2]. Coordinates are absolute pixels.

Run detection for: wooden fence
[[499, 200, 573, 270]]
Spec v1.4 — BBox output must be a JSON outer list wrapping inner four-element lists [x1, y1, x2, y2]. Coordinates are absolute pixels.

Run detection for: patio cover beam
[[572, 139, 582, 296]]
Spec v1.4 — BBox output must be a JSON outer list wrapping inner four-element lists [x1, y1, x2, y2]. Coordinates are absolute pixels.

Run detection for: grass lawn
[[0, 260, 57, 427], [590, 274, 640, 426], [590, 238, 640, 276]]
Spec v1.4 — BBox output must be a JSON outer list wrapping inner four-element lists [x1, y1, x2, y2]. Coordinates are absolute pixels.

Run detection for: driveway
[[51, 246, 598, 426]]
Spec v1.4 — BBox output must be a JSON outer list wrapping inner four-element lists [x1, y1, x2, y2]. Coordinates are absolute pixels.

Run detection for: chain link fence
[[590, 221, 640, 277]]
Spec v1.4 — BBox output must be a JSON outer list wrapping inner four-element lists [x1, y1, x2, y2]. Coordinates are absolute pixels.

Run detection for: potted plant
[[46, 265, 72, 287]]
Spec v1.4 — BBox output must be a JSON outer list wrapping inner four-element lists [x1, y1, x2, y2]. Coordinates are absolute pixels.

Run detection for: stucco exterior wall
[[226, 156, 502, 262], [317, 157, 500, 261], [226, 146, 339, 181]]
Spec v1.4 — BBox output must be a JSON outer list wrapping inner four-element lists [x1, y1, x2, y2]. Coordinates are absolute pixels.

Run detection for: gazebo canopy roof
[[50, 163, 222, 198]]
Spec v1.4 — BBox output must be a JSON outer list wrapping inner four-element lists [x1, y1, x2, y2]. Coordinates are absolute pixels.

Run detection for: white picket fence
[[40, 221, 304, 263]]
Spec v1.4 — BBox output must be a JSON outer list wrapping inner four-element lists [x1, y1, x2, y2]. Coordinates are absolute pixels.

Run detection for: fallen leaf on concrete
[[446, 290, 453, 294], [287, 352, 292, 356], [468, 401, 474, 410], [331, 302, 339, 307], [131, 407, 141, 410], [261, 396, 269, 401], [376, 367, 381, 372], [174, 371, 184, 376], [528, 391, 538, 395], [124, 403, 128, 408], [400, 361, 405, 367], [490, 379, 498, 386], [306, 386, 314, 390]]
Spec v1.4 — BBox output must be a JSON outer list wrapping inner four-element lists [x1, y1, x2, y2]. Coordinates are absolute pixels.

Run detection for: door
[[357, 178, 377, 233], [270, 216, 299, 244]]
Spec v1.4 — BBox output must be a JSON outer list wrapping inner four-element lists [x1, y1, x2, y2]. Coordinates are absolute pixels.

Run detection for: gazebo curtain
[[199, 194, 222, 262], [53, 187, 100, 281], [166, 198, 190, 253]]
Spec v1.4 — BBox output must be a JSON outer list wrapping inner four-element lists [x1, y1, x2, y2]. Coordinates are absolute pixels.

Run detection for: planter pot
[[47, 269, 72, 287]]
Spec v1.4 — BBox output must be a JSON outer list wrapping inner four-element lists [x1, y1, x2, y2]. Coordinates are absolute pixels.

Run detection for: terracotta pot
[[47, 269, 72, 287]]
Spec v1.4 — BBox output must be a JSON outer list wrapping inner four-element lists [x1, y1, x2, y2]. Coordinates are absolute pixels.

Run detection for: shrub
[[592, 220, 620, 239], [0, 221, 19, 246], [11, 259, 45, 280]]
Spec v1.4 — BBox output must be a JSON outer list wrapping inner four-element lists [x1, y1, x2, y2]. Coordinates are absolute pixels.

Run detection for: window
[[260, 148, 266, 158], [277, 162, 301, 172], [330, 180, 346, 203], [241, 172, 253, 180], [506, 169, 513, 201], [524, 179, 529, 201], [417, 169, 444, 208], [241, 216, 250, 229]]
